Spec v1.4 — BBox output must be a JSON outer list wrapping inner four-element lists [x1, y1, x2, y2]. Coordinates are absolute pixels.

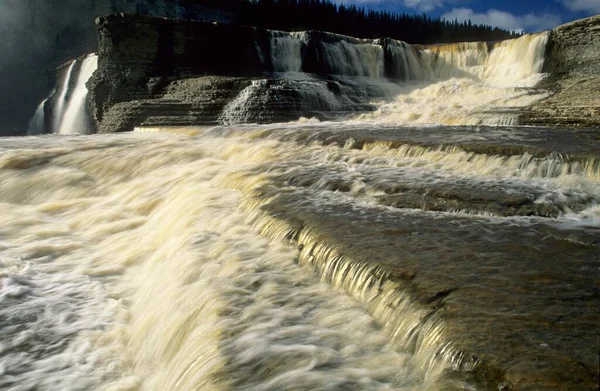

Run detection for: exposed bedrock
[[1, 0, 232, 136], [523, 15, 600, 127], [85, 13, 600, 133], [87, 14, 406, 133]]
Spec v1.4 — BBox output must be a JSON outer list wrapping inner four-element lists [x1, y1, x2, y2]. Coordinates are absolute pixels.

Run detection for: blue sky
[[334, 0, 600, 32]]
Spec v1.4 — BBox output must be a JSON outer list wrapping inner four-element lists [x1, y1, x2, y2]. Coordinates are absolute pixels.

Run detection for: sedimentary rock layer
[[84, 13, 600, 132], [86, 14, 401, 132], [523, 15, 600, 127]]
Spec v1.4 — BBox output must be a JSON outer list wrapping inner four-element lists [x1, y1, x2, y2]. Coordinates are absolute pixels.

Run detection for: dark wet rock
[[85, 13, 394, 132], [94, 77, 253, 133], [86, 13, 273, 132]]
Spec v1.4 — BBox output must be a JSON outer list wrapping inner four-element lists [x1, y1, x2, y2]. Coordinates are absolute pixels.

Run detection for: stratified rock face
[[86, 13, 600, 133], [87, 14, 401, 133], [1, 0, 232, 136], [523, 15, 600, 127], [88, 13, 272, 130]]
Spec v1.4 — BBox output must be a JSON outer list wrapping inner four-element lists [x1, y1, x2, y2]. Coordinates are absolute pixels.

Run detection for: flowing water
[[56, 55, 99, 135], [0, 132, 454, 390], [9, 31, 600, 390], [26, 97, 49, 136], [1, 123, 598, 390], [52, 61, 77, 134]]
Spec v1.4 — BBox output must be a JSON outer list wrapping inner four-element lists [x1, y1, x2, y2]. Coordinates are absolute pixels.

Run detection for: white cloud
[[442, 8, 562, 33], [335, 0, 454, 12], [403, 0, 444, 12], [561, 0, 600, 14]]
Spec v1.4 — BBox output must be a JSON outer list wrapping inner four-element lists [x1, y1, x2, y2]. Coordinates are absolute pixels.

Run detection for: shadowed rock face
[[85, 14, 400, 133], [0, 0, 232, 136], [87, 14, 273, 133], [83, 13, 600, 133], [523, 15, 600, 127]]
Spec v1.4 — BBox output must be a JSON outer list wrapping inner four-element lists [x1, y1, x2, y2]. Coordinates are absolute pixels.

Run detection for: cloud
[[561, 0, 600, 14], [335, 0, 456, 12], [442, 8, 562, 33], [403, 0, 444, 12]]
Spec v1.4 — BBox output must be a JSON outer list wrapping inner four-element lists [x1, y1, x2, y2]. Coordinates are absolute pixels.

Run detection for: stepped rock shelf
[[68, 13, 598, 133], [45, 12, 600, 391]]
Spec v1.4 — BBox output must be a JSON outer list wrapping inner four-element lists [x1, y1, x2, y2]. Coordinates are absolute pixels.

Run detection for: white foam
[[362, 33, 551, 126], [0, 133, 447, 389], [57, 54, 98, 135]]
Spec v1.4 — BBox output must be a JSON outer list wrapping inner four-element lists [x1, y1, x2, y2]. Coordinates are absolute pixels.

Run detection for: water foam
[[362, 33, 551, 126], [57, 54, 98, 135], [0, 133, 449, 390]]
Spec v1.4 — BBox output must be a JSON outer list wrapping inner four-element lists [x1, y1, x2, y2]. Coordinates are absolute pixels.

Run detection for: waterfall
[[321, 40, 384, 78], [52, 60, 77, 133], [484, 33, 549, 87], [218, 79, 343, 125], [268, 31, 385, 78], [270, 32, 304, 73], [385, 40, 423, 80], [56, 54, 98, 135], [360, 32, 551, 126], [26, 92, 53, 136], [259, 31, 550, 126]]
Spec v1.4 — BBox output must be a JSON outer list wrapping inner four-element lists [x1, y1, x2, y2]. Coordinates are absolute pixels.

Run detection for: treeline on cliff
[[179, 0, 520, 43]]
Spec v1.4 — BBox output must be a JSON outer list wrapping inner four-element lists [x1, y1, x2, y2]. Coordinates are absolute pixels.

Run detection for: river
[[1, 27, 599, 391]]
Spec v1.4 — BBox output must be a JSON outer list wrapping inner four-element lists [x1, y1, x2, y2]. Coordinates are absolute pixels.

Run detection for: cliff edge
[[83, 14, 600, 133], [523, 15, 600, 127]]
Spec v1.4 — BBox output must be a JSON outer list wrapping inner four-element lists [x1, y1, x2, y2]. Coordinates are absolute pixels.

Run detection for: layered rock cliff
[[0, 0, 231, 136], [523, 15, 600, 127], [84, 13, 600, 133], [87, 14, 400, 133]]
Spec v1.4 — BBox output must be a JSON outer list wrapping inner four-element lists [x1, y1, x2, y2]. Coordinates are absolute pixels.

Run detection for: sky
[[333, 0, 600, 32]]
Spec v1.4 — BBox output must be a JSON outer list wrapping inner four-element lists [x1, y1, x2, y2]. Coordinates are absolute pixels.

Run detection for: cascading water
[[52, 60, 76, 133], [3, 25, 598, 391], [360, 32, 551, 126], [1, 123, 597, 389], [26, 92, 53, 135], [270, 32, 304, 73], [384, 40, 423, 80], [229, 31, 550, 127], [56, 54, 98, 135], [26, 101, 46, 136], [321, 40, 385, 78]]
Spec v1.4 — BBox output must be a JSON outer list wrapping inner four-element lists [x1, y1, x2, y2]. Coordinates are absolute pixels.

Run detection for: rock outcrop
[[85, 13, 600, 133], [523, 15, 600, 127], [87, 14, 400, 133], [0, 0, 231, 136]]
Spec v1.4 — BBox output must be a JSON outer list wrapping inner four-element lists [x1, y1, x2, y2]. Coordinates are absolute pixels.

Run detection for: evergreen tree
[[185, 0, 520, 43]]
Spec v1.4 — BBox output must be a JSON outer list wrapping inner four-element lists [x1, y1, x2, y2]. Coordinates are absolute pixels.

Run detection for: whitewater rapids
[[0, 131, 446, 390], [1, 122, 599, 390]]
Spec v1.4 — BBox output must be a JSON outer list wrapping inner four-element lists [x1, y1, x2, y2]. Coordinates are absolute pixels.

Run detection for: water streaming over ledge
[[369, 33, 549, 125], [1, 123, 599, 389], [219, 31, 551, 127], [26, 92, 52, 136], [27, 55, 99, 135], [28, 31, 550, 133], [9, 28, 600, 390], [57, 55, 98, 135], [52, 60, 77, 133], [0, 133, 454, 390]]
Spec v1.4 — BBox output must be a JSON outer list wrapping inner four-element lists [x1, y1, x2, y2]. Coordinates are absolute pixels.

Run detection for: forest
[[179, 0, 521, 43]]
